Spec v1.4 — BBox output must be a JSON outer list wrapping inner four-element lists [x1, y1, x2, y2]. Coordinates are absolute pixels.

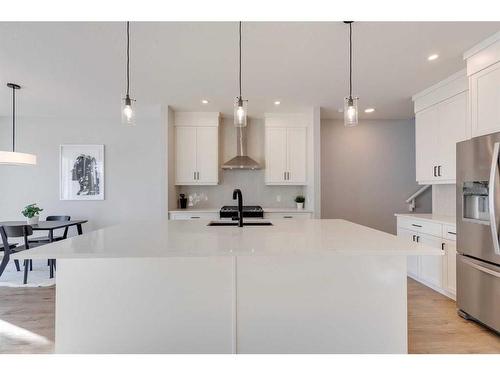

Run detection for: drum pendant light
[[0, 83, 37, 166], [121, 21, 136, 126], [344, 21, 359, 127], [234, 21, 248, 127]]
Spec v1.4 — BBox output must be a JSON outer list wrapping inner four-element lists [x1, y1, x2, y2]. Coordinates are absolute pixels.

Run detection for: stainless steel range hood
[[222, 126, 261, 170]]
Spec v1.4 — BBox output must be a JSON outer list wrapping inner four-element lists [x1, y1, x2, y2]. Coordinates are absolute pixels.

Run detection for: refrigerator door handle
[[488, 142, 500, 255], [462, 257, 500, 278]]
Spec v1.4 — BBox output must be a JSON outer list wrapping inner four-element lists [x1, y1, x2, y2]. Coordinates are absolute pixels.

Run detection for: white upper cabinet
[[265, 114, 307, 185], [413, 71, 468, 184], [465, 31, 500, 138], [174, 112, 219, 185]]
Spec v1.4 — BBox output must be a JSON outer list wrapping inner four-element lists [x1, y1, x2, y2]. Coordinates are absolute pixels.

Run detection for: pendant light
[[344, 21, 359, 127], [234, 21, 248, 127], [0, 83, 37, 166], [121, 21, 136, 126]]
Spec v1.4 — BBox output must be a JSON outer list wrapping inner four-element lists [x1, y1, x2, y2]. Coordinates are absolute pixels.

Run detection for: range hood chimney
[[222, 126, 261, 170]]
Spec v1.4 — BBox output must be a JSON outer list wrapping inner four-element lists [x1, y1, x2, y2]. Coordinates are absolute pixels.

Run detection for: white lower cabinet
[[444, 239, 457, 295], [169, 212, 218, 220], [396, 215, 456, 299], [263, 212, 312, 220]]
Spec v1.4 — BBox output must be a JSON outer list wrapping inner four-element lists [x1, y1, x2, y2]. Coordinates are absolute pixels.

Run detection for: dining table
[[0, 219, 88, 278]]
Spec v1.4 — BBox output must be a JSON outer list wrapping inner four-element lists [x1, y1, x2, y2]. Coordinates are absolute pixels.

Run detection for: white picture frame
[[60, 144, 105, 201]]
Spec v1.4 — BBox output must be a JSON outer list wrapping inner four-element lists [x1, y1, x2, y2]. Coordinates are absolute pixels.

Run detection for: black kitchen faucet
[[232, 189, 244, 227]]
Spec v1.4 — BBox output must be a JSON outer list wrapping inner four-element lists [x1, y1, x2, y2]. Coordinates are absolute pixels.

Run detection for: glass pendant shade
[[121, 95, 135, 126], [344, 97, 359, 127], [0, 151, 37, 166], [234, 98, 248, 127]]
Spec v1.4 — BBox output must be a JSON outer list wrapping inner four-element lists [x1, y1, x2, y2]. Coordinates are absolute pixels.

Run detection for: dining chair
[[29, 215, 72, 243], [0, 235, 20, 274], [0, 225, 44, 284]]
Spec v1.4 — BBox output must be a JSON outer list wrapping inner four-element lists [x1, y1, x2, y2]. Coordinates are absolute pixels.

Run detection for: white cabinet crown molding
[[412, 69, 467, 113], [264, 113, 309, 128], [464, 31, 500, 76], [174, 112, 220, 127]]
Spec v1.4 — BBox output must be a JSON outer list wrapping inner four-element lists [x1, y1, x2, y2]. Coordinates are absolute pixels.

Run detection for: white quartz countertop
[[12, 219, 442, 260], [394, 213, 456, 226]]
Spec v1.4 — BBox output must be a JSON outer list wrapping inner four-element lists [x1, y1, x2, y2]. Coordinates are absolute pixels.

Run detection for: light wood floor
[[0, 280, 498, 354], [407, 278, 500, 353]]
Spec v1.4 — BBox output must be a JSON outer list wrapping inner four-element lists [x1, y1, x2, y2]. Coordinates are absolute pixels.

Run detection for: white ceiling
[[0, 21, 499, 120]]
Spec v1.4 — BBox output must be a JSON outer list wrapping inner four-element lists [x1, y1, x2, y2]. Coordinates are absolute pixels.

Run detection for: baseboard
[[408, 274, 456, 301]]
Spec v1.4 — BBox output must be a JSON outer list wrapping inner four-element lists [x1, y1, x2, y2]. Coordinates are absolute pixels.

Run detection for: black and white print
[[60, 145, 104, 200]]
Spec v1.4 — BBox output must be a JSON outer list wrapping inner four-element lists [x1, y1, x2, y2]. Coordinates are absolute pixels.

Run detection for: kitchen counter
[[394, 213, 456, 226], [13, 219, 441, 260], [17, 219, 441, 354]]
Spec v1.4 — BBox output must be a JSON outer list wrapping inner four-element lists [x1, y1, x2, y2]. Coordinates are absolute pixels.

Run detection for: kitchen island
[[13, 219, 441, 354]]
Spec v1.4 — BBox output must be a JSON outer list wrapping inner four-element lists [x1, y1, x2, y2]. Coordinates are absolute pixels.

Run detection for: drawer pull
[[411, 224, 422, 228], [448, 231, 456, 235], [190, 216, 201, 219], [283, 216, 293, 219]]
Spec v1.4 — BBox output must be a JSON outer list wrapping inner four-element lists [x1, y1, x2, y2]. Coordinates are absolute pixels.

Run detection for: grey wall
[[321, 119, 431, 234], [0, 110, 165, 232], [175, 117, 304, 209]]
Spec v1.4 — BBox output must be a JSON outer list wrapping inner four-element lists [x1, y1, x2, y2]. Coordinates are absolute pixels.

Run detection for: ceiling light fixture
[[274, 101, 281, 106], [364, 108, 375, 113], [234, 21, 248, 127], [201, 99, 209, 104], [121, 21, 136, 126], [0, 83, 37, 166], [427, 54, 439, 61], [344, 21, 359, 127]]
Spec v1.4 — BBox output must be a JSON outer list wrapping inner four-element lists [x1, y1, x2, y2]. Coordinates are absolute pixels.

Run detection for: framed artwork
[[60, 144, 105, 200]]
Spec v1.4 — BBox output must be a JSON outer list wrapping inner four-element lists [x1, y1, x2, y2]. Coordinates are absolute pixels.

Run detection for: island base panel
[[55, 255, 407, 353]]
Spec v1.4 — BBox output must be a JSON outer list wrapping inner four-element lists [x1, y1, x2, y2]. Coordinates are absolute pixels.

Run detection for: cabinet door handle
[[448, 231, 456, 235], [411, 223, 422, 228], [194, 171, 196, 180], [412, 235, 416, 241], [288, 171, 291, 181], [416, 236, 420, 243], [433, 166, 437, 177], [438, 165, 442, 177], [441, 242, 445, 251], [197, 171, 200, 180], [284, 171, 286, 181]]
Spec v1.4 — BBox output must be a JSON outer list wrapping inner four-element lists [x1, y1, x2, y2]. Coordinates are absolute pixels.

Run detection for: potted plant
[[21, 203, 43, 225], [295, 195, 305, 210]]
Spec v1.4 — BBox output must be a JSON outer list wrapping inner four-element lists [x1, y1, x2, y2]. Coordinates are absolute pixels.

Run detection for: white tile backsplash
[[176, 169, 305, 209], [432, 184, 456, 216]]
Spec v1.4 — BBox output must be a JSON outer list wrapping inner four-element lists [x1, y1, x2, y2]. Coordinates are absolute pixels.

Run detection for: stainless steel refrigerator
[[457, 133, 500, 333]]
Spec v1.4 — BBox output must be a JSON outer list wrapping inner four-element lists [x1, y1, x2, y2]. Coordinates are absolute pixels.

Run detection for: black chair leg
[[47, 259, 50, 266], [23, 260, 29, 284], [30, 259, 33, 271], [49, 260, 54, 279], [14, 259, 21, 272]]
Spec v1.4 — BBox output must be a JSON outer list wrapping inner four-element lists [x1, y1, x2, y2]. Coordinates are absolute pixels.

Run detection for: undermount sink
[[207, 221, 273, 226]]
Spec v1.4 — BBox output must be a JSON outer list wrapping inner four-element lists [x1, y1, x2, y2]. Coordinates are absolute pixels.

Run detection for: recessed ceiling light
[[201, 99, 209, 104], [274, 101, 281, 106], [364, 108, 375, 113], [427, 54, 439, 61]]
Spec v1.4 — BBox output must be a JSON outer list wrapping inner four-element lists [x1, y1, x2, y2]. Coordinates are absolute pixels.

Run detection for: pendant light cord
[[126, 21, 130, 96], [239, 21, 242, 99], [12, 86, 15, 152], [349, 22, 352, 99]]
